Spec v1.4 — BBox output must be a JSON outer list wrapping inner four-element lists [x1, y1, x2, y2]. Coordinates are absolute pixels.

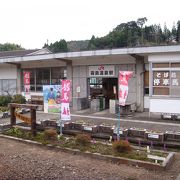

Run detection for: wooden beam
[[9, 103, 38, 110], [55, 58, 72, 64], [5, 62, 21, 68]]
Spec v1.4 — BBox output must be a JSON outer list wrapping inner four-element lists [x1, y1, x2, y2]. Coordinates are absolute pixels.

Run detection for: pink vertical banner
[[23, 71, 30, 94], [119, 71, 133, 106], [61, 80, 71, 120]]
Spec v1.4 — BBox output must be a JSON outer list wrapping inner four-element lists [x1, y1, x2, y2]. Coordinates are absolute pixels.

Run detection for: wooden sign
[[9, 103, 38, 136], [14, 112, 32, 125]]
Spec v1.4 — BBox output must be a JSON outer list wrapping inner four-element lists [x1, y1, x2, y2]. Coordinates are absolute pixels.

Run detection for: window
[[22, 67, 66, 92], [51, 67, 66, 85], [151, 63, 180, 96], [0, 79, 16, 95]]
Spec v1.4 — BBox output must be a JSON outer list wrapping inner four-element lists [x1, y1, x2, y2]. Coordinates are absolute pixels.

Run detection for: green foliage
[[75, 134, 91, 146], [0, 43, 24, 51], [44, 129, 58, 141], [0, 106, 9, 112], [112, 140, 132, 154], [0, 95, 12, 106], [5, 128, 24, 138], [11, 94, 26, 104], [43, 39, 68, 53]]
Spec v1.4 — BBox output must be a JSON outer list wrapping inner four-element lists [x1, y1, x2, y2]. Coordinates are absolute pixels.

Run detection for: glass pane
[[153, 87, 169, 95], [51, 67, 66, 85], [144, 71, 149, 87], [153, 71, 169, 86], [36, 68, 50, 85], [2, 80, 9, 92], [171, 63, 180, 67], [153, 63, 169, 68], [8, 80, 16, 94]]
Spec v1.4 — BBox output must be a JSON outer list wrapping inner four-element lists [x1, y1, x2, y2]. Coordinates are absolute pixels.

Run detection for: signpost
[[60, 80, 71, 135], [117, 71, 133, 141], [9, 103, 38, 136]]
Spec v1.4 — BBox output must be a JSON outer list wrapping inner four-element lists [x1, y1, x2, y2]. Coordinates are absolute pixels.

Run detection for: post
[[59, 106, 63, 136], [31, 109, 36, 136], [10, 106, 16, 126], [117, 105, 120, 141]]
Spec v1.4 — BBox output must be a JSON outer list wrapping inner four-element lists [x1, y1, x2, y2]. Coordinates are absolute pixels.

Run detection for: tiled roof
[[0, 49, 40, 58]]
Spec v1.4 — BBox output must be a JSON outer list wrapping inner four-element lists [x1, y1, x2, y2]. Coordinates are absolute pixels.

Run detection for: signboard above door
[[89, 65, 115, 77]]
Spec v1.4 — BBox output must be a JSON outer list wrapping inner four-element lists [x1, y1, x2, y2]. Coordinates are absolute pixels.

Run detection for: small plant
[[44, 129, 58, 141], [5, 127, 24, 138], [11, 94, 26, 104], [75, 134, 91, 146], [112, 140, 132, 154], [0, 95, 12, 106], [0, 106, 9, 112]]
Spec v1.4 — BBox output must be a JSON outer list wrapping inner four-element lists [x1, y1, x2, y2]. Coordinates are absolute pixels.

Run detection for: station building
[[0, 45, 180, 115]]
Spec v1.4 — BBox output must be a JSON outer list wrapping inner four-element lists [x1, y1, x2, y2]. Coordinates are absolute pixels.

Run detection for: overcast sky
[[0, 0, 179, 49]]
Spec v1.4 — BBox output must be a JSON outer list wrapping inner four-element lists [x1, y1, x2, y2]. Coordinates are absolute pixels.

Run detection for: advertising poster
[[61, 80, 71, 120], [119, 71, 133, 106], [43, 85, 61, 113], [23, 71, 30, 95]]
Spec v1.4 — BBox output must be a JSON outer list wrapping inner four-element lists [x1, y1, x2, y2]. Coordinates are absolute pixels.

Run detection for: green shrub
[[0, 106, 9, 112], [75, 134, 91, 146], [11, 94, 26, 104], [44, 129, 58, 141], [112, 140, 132, 154], [5, 127, 24, 138], [0, 95, 12, 106]]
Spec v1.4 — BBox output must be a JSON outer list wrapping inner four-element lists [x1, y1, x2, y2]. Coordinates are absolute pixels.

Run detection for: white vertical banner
[[61, 80, 71, 121], [119, 71, 133, 106]]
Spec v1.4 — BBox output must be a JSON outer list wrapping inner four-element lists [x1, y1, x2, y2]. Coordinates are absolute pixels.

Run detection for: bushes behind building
[[11, 94, 26, 104], [0, 94, 26, 109]]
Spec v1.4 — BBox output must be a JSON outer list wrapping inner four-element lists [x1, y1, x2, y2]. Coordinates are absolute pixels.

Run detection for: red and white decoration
[[119, 71, 133, 106], [23, 71, 30, 94], [61, 80, 71, 120]]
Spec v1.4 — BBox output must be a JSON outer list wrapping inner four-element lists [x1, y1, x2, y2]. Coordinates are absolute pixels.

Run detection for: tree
[[176, 21, 180, 43], [137, 17, 148, 45], [171, 22, 177, 42], [44, 39, 68, 53], [0, 43, 24, 51]]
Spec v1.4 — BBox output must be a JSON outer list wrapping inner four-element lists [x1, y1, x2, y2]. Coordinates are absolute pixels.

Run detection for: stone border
[[0, 134, 175, 171]]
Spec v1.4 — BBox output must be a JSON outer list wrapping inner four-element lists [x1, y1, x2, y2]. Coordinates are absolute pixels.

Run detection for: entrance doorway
[[88, 77, 118, 109]]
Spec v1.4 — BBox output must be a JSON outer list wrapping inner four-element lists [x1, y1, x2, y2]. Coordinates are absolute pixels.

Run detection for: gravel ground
[[0, 137, 180, 180]]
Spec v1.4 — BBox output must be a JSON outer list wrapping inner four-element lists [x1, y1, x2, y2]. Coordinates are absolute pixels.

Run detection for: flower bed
[[2, 127, 169, 165]]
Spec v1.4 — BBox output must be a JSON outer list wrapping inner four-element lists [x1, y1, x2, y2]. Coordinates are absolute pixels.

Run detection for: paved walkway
[[0, 109, 180, 133]]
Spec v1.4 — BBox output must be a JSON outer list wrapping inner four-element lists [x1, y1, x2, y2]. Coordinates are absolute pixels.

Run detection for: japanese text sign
[[61, 80, 71, 103], [24, 71, 30, 85], [61, 80, 71, 120]]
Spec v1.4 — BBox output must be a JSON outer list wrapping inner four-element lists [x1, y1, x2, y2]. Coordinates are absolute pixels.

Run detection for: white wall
[[148, 53, 180, 62], [72, 55, 135, 66], [21, 59, 66, 68], [0, 64, 17, 79], [150, 98, 180, 114]]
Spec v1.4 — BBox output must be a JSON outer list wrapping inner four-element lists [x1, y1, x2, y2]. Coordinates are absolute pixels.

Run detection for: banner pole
[[117, 105, 120, 141], [59, 104, 62, 136]]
